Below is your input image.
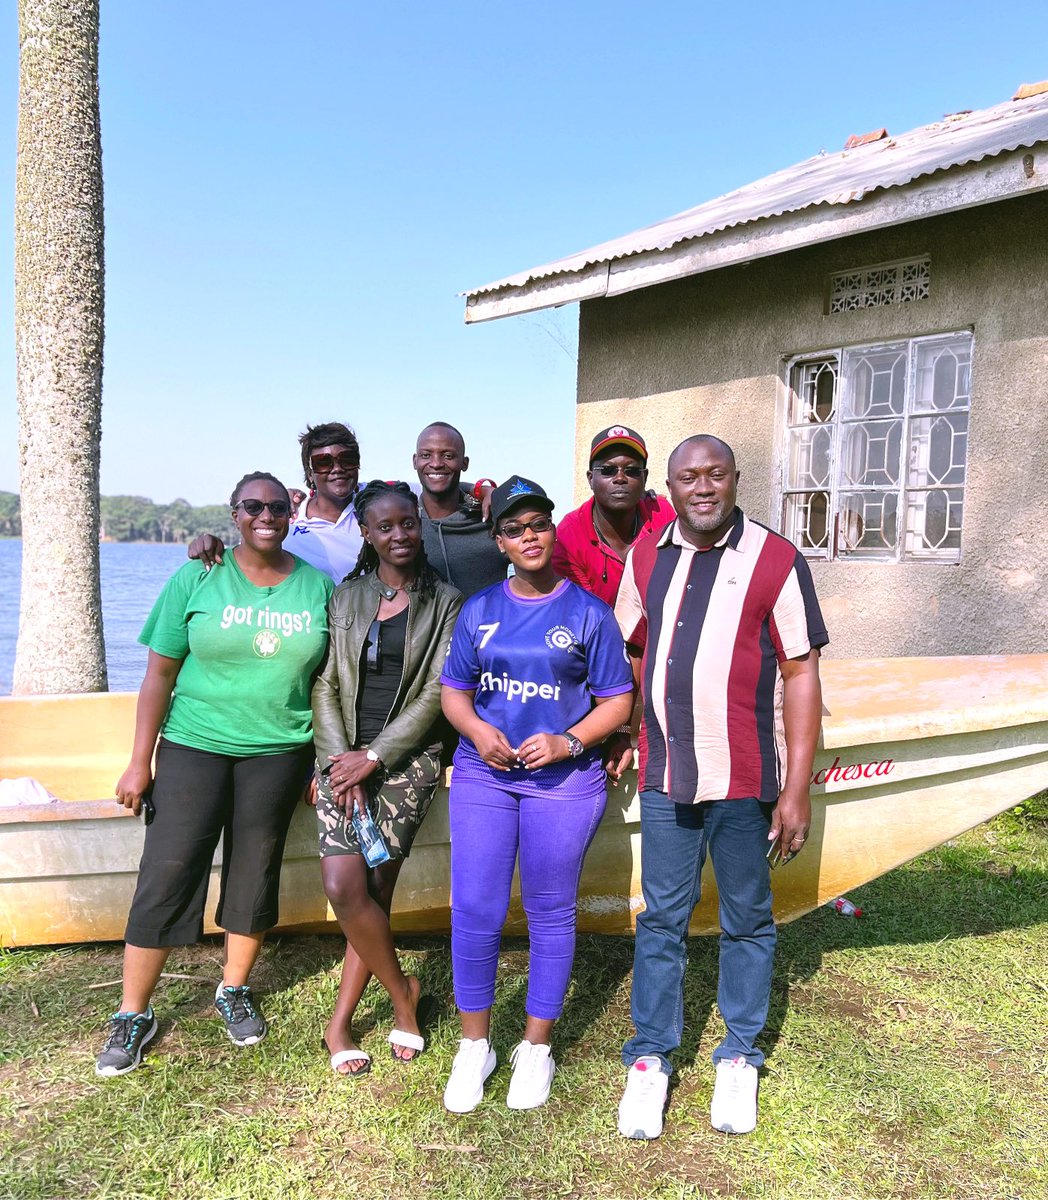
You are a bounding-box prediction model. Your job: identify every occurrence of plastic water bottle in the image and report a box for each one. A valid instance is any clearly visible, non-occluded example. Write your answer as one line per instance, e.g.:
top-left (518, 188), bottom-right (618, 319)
top-left (831, 896), bottom-right (862, 918)
top-left (351, 807), bottom-right (390, 866)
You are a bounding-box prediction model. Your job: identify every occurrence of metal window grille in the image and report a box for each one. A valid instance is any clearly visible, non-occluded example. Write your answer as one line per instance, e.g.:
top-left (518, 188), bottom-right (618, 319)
top-left (781, 331), bottom-right (972, 563)
top-left (828, 257), bottom-right (930, 314)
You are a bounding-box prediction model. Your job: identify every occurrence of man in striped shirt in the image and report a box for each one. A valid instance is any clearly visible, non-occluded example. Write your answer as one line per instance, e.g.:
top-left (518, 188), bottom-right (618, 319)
top-left (612, 435), bottom-right (828, 1141)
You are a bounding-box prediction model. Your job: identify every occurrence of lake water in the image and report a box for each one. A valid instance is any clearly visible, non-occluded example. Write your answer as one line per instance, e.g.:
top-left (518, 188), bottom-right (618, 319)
top-left (0, 540), bottom-right (189, 695)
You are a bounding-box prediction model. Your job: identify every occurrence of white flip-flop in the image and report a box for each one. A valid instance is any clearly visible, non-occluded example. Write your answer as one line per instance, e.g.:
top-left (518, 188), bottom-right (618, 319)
top-left (329, 1047), bottom-right (371, 1076)
top-left (388, 1028), bottom-right (425, 1061)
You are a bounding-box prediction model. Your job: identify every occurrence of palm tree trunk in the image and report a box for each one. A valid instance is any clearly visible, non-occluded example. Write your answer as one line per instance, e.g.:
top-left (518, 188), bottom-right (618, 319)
top-left (14, 0), bottom-right (107, 694)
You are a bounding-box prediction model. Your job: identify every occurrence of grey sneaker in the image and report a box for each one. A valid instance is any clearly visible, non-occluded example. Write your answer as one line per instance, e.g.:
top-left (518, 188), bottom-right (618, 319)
top-left (95, 1008), bottom-right (158, 1077)
top-left (214, 984), bottom-right (268, 1046)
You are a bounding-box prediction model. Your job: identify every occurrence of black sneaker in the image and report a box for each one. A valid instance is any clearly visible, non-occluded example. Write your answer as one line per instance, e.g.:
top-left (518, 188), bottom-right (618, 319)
top-left (214, 984), bottom-right (268, 1046)
top-left (95, 1008), bottom-right (158, 1077)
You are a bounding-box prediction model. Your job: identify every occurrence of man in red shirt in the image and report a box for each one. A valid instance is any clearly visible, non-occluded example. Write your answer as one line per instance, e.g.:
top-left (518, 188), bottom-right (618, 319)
top-left (552, 426), bottom-right (675, 607)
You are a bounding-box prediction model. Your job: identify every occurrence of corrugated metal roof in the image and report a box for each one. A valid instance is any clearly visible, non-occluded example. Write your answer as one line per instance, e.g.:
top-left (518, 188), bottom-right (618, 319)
top-left (466, 91), bottom-right (1048, 300)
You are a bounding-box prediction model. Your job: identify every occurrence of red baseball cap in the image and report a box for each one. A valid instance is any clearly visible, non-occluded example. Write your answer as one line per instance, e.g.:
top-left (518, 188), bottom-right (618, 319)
top-left (589, 425), bottom-right (647, 464)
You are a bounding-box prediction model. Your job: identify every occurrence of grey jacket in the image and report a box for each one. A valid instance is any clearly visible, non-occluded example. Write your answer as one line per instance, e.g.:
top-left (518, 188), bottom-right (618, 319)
top-left (311, 572), bottom-right (463, 773)
top-left (421, 488), bottom-right (507, 599)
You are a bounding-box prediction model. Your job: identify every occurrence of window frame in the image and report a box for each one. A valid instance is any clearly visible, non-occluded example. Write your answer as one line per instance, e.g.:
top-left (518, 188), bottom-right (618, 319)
top-left (778, 330), bottom-right (974, 564)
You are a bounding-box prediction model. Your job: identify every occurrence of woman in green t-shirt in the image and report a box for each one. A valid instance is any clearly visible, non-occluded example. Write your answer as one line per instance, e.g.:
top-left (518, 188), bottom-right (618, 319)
top-left (311, 481), bottom-right (463, 1076)
top-left (95, 472), bottom-right (334, 1079)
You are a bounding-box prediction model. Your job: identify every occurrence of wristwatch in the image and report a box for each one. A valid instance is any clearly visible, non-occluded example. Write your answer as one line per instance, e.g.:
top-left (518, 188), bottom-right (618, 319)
top-left (562, 732), bottom-right (584, 758)
top-left (365, 749), bottom-right (381, 764)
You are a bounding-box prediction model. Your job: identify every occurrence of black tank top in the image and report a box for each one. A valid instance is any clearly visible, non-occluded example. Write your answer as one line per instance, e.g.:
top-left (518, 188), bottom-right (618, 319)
top-left (356, 607), bottom-right (408, 745)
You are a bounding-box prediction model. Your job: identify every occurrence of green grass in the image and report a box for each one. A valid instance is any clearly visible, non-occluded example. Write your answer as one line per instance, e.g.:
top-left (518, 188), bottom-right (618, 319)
top-left (2, 802), bottom-right (1046, 1200)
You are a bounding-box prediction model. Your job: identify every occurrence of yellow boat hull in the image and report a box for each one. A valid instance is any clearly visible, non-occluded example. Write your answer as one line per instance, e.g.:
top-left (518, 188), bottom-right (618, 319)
top-left (2, 655), bottom-right (1046, 947)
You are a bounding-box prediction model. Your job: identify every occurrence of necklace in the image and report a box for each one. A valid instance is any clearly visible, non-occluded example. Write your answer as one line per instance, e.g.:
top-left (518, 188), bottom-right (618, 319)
top-left (377, 576), bottom-right (413, 600)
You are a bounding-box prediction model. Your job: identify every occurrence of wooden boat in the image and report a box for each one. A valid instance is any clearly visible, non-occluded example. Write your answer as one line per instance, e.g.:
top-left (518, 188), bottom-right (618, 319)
top-left (1, 654), bottom-right (1046, 947)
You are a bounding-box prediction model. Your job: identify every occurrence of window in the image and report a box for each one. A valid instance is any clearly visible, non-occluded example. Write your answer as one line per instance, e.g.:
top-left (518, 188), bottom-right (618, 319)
top-left (827, 256), bottom-right (930, 314)
top-left (781, 332), bottom-right (972, 562)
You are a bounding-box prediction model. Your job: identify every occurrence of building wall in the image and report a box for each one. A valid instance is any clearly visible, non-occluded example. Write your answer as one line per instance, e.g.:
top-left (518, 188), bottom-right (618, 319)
top-left (573, 192), bottom-right (1048, 657)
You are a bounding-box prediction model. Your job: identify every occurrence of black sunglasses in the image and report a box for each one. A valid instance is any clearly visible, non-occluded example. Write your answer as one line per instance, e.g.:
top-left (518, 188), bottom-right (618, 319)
top-left (593, 464), bottom-right (646, 478)
top-left (498, 516), bottom-right (554, 539)
top-left (235, 499), bottom-right (292, 518)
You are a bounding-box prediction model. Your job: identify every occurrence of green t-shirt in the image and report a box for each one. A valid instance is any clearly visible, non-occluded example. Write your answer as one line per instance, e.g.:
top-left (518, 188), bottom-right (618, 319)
top-left (140, 554), bottom-right (335, 756)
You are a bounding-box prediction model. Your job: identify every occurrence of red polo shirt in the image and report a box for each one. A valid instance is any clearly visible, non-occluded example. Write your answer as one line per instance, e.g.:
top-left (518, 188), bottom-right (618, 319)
top-left (552, 493), bottom-right (675, 607)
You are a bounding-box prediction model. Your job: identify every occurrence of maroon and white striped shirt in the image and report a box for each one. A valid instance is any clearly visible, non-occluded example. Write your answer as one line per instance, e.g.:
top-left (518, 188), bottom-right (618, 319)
top-left (614, 509), bottom-right (828, 805)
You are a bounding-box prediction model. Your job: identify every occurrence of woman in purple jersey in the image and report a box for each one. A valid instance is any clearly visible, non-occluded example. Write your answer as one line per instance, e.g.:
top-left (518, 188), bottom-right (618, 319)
top-left (439, 475), bottom-right (633, 1113)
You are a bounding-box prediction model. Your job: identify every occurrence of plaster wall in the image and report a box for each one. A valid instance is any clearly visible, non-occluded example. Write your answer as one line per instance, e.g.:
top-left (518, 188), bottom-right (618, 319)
top-left (573, 193), bottom-right (1048, 657)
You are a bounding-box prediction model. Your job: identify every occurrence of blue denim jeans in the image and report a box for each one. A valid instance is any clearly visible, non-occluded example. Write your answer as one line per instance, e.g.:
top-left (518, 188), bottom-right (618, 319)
top-left (622, 790), bottom-right (776, 1073)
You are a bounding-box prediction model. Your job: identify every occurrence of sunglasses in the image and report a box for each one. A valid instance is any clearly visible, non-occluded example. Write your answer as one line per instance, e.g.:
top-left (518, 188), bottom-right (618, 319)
top-left (235, 499), bottom-right (292, 518)
top-left (593, 464), bottom-right (646, 478)
top-left (310, 452), bottom-right (360, 474)
top-left (498, 516), bottom-right (554, 539)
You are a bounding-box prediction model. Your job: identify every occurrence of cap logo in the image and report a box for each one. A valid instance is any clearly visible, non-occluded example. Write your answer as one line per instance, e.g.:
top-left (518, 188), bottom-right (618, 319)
top-left (507, 479), bottom-right (534, 498)
top-left (606, 426), bottom-right (629, 438)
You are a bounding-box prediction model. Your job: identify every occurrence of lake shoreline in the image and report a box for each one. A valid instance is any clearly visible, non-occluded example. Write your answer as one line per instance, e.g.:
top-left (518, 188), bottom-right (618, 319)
top-left (0, 540), bottom-right (189, 695)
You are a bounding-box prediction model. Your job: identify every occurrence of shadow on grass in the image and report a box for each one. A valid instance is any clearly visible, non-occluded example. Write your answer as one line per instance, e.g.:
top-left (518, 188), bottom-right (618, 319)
top-left (669, 837), bottom-right (1048, 1069)
top-left (45, 824), bottom-right (1045, 1074)
top-left (241, 836), bottom-right (1048, 1069)
top-left (372, 933), bottom-right (635, 1058)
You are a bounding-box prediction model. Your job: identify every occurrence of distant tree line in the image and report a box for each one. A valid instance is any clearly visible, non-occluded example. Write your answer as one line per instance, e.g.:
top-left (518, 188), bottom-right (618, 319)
top-left (0, 490), bottom-right (237, 544)
top-left (0, 491), bottom-right (19, 538)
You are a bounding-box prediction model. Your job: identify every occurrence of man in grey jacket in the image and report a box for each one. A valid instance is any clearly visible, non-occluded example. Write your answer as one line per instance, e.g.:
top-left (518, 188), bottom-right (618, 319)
top-left (413, 422), bottom-right (506, 599)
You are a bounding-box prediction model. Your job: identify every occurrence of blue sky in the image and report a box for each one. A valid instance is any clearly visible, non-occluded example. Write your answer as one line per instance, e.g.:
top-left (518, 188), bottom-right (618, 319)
top-left (1, 1), bottom-right (1046, 512)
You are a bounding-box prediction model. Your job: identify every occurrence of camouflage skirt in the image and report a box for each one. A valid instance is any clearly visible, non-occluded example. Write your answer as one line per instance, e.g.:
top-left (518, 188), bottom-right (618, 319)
top-left (315, 744), bottom-right (443, 860)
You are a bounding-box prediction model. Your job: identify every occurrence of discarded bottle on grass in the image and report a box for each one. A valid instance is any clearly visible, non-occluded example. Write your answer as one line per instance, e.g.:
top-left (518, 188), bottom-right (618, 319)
top-left (352, 807), bottom-right (390, 866)
top-left (831, 896), bottom-right (862, 918)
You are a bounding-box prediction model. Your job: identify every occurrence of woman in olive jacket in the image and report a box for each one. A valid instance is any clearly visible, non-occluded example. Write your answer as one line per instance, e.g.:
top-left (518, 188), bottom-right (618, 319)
top-left (311, 481), bottom-right (463, 1076)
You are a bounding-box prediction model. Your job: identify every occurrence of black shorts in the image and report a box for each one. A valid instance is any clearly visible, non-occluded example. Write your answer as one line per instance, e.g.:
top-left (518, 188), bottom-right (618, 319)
top-left (124, 738), bottom-right (313, 948)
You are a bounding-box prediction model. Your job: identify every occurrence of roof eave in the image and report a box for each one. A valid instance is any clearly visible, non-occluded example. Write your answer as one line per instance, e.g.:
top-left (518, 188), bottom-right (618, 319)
top-left (463, 148), bottom-right (1047, 324)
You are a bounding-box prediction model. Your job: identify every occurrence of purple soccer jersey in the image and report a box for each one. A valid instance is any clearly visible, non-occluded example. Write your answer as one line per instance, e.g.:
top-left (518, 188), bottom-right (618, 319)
top-left (442, 579), bottom-right (633, 796)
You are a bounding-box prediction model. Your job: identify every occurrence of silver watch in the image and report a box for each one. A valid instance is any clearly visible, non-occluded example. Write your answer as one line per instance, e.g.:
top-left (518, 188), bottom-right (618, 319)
top-left (562, 732), bottom-right (584, 758)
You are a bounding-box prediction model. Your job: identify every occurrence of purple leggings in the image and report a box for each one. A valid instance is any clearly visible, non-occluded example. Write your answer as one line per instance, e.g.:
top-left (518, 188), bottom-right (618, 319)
top-left (449, 774), bottom-right (607, 1020)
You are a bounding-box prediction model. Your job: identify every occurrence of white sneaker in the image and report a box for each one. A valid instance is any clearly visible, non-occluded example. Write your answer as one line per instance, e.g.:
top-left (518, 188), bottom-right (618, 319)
top-left (443, 1037), bottom-right (497, 1113)
top-left (617, 1056), bottom-right (669, 1139)
top-left (506, 1040), bottom-right (555, 1110)
top-left (710, 1056), bottom-right (758, 1134)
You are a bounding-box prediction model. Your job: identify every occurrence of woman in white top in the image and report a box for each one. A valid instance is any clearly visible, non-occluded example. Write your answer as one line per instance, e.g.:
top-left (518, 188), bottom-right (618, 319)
top-left (188, 422), bottom-right (363, 583)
